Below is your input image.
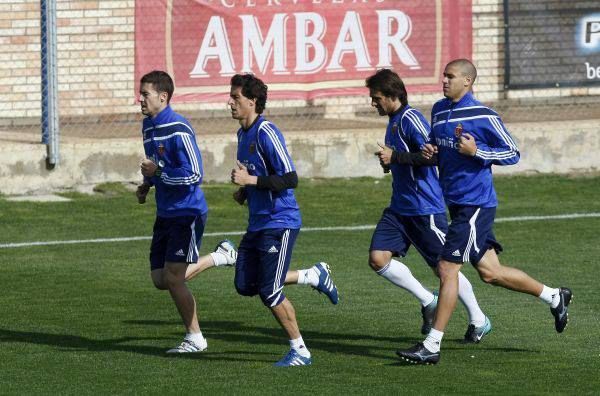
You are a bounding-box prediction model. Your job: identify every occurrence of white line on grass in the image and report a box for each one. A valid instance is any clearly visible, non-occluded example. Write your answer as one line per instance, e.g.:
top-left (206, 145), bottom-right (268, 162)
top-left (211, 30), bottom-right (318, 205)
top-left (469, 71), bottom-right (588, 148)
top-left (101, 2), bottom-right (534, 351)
top-left (1, 212), bottom-right (600, 249)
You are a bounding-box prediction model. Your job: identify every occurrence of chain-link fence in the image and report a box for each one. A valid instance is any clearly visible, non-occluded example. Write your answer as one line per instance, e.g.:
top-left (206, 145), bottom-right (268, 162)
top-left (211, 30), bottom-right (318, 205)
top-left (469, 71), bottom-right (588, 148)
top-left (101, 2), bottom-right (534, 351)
top-left (1, 0), bottom-right (600, 154)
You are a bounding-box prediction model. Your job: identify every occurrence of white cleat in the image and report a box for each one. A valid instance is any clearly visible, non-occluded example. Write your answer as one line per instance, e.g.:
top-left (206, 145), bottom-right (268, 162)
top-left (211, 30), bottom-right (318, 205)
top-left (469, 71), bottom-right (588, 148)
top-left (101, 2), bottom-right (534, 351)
top-left (166, 338), bottom-right (207, 354)
top-left (213, 239), bottom-right (238, 266)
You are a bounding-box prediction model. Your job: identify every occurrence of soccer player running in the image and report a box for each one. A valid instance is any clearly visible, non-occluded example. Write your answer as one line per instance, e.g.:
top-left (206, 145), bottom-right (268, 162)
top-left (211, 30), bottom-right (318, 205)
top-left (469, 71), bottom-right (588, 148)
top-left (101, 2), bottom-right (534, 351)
top-left (228, 73), bottom-right (337, 367)
top-left (136, 70), bottom-right (237, 354)
top-left (397, 59), bottom-right (572, 365)
top-left (366, 69), bottom-right (489, 340)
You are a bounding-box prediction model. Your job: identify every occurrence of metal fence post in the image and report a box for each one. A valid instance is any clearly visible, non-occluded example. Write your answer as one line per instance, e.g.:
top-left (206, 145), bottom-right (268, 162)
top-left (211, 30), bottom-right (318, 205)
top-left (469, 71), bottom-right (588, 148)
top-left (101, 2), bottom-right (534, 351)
top-left (41, 0), bottom-right (59, 167)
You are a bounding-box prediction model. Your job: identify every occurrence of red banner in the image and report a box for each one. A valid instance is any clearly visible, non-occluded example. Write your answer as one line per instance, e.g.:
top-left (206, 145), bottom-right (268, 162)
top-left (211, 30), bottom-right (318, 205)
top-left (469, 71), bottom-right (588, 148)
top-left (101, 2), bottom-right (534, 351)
top-left (135, 0), bottom-right (472, 102)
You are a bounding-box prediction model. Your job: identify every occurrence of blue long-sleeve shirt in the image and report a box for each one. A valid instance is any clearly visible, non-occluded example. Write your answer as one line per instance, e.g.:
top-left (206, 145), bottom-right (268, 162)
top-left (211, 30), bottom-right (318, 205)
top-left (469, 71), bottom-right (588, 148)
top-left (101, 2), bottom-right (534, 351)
top-left (142, 105), bottom-right (208, 217)
top-left (385, 105), bottom-right (446, 216)
top-left (430, 92), bottom-right (519, 207)
top-left (236, 115), bottom-right (301, 231)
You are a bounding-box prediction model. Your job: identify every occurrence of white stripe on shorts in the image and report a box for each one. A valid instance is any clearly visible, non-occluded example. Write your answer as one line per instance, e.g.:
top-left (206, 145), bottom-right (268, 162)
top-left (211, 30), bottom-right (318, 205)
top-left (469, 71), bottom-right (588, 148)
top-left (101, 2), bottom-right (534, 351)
top-left (463, 208), bottom-right (481, 262)
top-left (269, 229), bottom-right (290, 305)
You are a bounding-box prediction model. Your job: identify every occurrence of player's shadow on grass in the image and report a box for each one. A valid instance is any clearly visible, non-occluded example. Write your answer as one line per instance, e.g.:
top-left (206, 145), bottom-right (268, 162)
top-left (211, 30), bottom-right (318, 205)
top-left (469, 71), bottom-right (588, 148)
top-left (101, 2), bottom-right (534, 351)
top-left (0, 327), bottom-right (270, 363)
top-left (125, 319), bottom-right (406, 360)
top-left (205, 322), bottom-right (539, 358)
top-left (130, 319), bottom-right (424, 361)
top-left (120, 320), bottom-right (538, 361)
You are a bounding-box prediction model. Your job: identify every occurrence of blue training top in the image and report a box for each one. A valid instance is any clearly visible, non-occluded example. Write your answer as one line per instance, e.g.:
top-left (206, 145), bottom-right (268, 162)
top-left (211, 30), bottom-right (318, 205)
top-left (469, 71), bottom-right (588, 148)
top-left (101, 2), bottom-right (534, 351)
top-left (142, 105), bottom-right (208, 217)
top-left (236, 115), bottom-right (302, 231)
top-left (430, 92), bottom-right (520, 208)
top-left (385, 105), bottom-right (446, 216)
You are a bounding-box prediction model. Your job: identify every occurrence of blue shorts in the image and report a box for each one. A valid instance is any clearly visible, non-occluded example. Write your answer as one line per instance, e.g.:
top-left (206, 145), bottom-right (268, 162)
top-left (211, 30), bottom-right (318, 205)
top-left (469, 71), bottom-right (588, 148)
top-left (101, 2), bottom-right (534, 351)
top-left (442, 205), bottom-right (502, 265)
top-left (149, 213), bottom-right (207, 271)
top-left (369, 208), bottom-right (448, 267)
top-left (234, 228), bottom-right (299, 308)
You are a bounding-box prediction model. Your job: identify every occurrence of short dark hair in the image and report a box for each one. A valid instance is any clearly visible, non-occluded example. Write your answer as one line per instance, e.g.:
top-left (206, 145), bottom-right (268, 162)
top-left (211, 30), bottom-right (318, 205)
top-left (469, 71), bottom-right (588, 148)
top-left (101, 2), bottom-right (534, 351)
top-left (140, 70), bottom-right (174, 103)
top-left (446, 59), bottom-right (478, 83)
top-left (365, 69), bottom-right (408, 106)
top-left (230, 74), bottom-right (268, 114)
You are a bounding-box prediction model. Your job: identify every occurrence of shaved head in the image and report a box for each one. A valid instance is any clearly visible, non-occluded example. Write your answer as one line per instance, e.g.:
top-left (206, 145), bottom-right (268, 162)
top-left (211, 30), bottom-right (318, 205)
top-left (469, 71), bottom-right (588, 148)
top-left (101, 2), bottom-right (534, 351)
top-left (442, 59), bottom-right (478, 101)
top-left (446, 59), bottom-right (477, 84)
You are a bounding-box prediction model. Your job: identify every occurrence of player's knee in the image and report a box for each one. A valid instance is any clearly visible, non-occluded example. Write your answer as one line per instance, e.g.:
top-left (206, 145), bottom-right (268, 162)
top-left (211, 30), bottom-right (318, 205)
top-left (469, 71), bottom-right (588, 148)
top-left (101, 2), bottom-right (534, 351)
top-left (369, 251), bottom-right (389, 271)
top-left (260, 290), bottom-right (285, 307)
top-left (164, 269), bottom-right (184, 289)
top-left (478, 267), bottom-right (499, 285)
top-left (150, 270), bottom-right (168, 290)
top-left (234, 278), bottom-right (257, 297)
top-left (152, 278), bottom-right (168, 290)
top-left (437, 261), bottom-right (456, 280)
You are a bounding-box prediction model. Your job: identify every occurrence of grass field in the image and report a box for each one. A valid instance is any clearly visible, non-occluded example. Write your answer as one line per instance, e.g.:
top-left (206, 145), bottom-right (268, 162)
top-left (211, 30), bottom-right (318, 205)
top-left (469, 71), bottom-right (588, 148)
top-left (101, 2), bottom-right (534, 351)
top-left (1, 175), bottom-right (599, 395)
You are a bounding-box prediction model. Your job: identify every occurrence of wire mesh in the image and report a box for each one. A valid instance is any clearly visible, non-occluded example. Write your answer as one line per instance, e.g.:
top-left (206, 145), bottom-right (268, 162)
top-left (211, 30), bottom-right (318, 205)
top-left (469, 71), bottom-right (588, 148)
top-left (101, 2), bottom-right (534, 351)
top-left (1, 0), bottom-right (599, 149)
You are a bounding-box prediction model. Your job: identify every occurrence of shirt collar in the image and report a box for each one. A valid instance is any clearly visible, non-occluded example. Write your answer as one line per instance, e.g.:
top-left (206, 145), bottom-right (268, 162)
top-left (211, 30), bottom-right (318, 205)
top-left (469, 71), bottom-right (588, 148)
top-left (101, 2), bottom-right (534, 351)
top-left (242, 114), bottom-right (263, 132)
top-left (150, 105), bottom-right (174, 124)
top-left (451, 91), bottom-right (475, 107)
top-left (389, 104), bottom-right (409, 119)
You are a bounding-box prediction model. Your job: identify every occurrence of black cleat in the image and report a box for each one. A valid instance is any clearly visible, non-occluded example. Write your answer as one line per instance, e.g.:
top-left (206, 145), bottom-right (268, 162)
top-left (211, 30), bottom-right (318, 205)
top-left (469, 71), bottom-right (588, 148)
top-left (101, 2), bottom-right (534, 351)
top-left (550, 287), bottom-right (572, 333)
top-left (462, 316), bottom-right (492, 344)
top-left (396, 342), bottom-right (440, 365)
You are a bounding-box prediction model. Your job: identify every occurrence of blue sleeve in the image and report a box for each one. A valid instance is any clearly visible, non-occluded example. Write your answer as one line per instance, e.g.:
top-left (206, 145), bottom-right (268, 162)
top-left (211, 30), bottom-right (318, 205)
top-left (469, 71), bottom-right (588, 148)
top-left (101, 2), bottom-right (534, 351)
top-left (257, 123), bottom-right (295, 175)
top-left (428, 106), bottom-right (438, 145)
top-left (141, 123), bottom-right (154, 186)
top-left (474, 116), bottom-right (520, 167)
top-left (160, 132), bottom-right (203, 186)
top-left (402, 109), bottom-right (431, 151)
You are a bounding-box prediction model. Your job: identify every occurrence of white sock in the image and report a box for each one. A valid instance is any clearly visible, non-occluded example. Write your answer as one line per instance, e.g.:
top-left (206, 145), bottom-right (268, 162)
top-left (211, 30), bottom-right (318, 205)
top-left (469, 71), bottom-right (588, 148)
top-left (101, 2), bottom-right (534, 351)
top-left (210, 252), bottom-right (229, 267)
top-left (290, 336), bottom-right (311, 358)
top-left (377, 259), bottom-right (435, 306)
top-left (186, 331), bottom-right (205, 345)
top-left (539, 285), bottom-right (560, 308)
top-left (458, 272), bottom-right (486, 326)
top-left (423, 328), bottom-right (443, 353)
top-left (297, 268), bottom-right (319, 287)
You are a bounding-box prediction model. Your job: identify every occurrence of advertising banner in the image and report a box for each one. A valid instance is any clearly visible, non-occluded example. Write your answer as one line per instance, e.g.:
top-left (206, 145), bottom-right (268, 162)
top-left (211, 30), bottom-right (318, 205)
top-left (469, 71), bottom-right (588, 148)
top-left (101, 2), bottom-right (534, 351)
top-left (136, 0), bottom-right (472, 102)
top-left (505, 1), bottom-right (600, 88)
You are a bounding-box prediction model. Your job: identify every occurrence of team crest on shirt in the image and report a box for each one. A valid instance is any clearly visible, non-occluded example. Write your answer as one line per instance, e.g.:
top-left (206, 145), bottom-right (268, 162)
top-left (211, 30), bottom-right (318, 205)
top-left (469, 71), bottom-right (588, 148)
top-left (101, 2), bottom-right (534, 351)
top-left (454, 123), bottom-right (463, 138)
top-left (158, 143), bottom-right (165, 156)
top-left (249, 142), bottom-right (256, 154)
top-left (392, 122), bottom-right (399, 135)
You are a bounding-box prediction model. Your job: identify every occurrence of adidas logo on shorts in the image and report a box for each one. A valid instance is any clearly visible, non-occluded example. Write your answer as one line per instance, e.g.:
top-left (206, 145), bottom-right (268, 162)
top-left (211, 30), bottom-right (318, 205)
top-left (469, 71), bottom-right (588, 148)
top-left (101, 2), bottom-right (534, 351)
top-left (268, 246), bottom-right (279, 253)
top-left (175, 249), bottom-right (185, 256)
top-left (452, 249), bottom-right (461, 257)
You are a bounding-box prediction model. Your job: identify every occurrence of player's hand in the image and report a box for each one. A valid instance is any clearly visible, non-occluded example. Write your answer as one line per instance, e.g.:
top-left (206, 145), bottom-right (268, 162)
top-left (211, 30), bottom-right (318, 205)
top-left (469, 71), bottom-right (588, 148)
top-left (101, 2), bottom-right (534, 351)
top-left (140, 158), bottom-right (158, 177)
top-left (421, 144), bottom-right (438, 159)
top-left (374, 142), bottom-right (393, 166)
top-left (136, 182), bottom-right (150, 204)
top-left (233, 187), bottom-right (247, 205)
top-left (457, 133), bottom-right (477, 157)
top-left (231, 160), bottom-right (257, 186)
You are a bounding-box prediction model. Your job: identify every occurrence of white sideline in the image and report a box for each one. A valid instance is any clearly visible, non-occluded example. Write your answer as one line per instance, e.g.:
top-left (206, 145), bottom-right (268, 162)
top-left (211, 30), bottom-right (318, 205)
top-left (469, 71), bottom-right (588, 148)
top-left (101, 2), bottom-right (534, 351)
top-left (1, 212), bottom-right (600, 249)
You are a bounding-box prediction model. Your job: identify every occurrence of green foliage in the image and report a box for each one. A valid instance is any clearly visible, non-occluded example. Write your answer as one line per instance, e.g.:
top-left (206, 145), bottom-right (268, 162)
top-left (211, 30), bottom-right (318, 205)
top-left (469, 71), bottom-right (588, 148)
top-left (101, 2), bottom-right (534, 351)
top-left (0, 175), bottom-right (599, 394)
